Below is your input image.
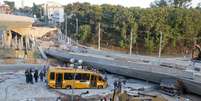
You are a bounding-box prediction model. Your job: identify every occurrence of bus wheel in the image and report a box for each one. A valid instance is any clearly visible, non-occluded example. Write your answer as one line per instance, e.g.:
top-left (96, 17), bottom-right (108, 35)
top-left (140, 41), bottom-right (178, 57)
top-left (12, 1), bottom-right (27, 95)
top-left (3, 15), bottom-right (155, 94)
top-left (98, 85), bottom-right (103, 89)
top-left (66, 85), bottom-right (72, 89)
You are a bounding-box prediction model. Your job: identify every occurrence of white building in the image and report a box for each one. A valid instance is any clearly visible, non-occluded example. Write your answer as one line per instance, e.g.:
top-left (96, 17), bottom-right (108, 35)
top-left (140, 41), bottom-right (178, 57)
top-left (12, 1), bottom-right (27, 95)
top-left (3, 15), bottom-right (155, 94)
top-left (43, 1), bottom-right (64, 24)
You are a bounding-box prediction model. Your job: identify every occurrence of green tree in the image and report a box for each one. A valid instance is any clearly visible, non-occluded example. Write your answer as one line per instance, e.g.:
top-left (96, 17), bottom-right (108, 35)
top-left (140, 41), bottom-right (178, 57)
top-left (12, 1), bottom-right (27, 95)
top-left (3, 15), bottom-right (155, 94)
top-left (145, 32), bottom-right (155, 53)
top-left (171, 0), bottom-right (192, 8)
top-left (79, 25), bottom-right (91, 42)
top-left (61, 2), bottom-right (201, 55)
top-left (151, 0), bottom-right (192, 8)
top-left (150, 0), bottom-right (169, 7)
top-left (196, 2), bottom-right (201, 9)
top-left (32, 3), bottom-right (42, 18)
top-left (4, 1), bottom-right (15, 11)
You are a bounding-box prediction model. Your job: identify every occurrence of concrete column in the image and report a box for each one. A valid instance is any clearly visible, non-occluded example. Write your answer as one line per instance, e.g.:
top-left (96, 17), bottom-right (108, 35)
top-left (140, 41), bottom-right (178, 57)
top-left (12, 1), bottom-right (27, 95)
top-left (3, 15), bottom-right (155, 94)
top-left (11, 38), bottom-right (14, 49)
top-left (30, 36), bottom-right (35, 50)
top-left (69, 38), bottom-right (71, 45)
top-left (1, 34), bottom-right (4, 48)
top-left (25, 35), bottom-right (30, 50)
top-left (32, 37), bottom-right (36, 49)
top-left (25, 36), bottom-right (28, 50)
top-left (14, 36), bottom-right (18, 49)
top-left (67, 37), bottom-right (69, 44)
top-left (17, 36), bottom-right (21, 50)
top-left (5, 30), bottom-right (12, 49)
top-left (20, 36), bottom-right (24, 50)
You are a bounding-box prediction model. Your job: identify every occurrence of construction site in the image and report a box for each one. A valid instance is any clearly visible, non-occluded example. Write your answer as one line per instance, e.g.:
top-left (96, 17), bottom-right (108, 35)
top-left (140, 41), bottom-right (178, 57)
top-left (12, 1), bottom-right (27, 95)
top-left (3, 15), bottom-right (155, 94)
top-left (1, 0), bottom-right (201, 100)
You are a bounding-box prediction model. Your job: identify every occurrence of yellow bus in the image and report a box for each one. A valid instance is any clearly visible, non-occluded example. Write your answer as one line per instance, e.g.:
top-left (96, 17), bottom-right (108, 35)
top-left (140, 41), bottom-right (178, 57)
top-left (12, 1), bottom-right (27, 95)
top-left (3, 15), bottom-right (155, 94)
top-left (47, 67), bottom-right (108, 89)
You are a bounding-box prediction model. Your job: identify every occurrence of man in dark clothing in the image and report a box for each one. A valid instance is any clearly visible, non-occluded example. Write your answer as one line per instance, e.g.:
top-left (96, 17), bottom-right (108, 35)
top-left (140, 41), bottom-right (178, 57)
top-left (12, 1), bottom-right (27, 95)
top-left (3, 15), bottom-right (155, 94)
top-left (113, 80), bottom-right (118, 89)
top-left (40, 71), bottom-right (44, 82)
top-left (34, 69), bottom-right (39, 83)
top-left (25, 69), bottom-right (29, 83)
top-left (29, 72), bottom-right (34, 84)
top-left (117, 80), bottom-right (122, 93)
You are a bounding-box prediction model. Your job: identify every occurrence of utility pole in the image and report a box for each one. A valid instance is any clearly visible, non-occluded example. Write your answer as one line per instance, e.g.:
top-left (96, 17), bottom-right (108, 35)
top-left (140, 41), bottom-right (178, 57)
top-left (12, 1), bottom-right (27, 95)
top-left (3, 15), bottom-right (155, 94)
top-left (98, 22), bottom-right (101, 50)
top-left (45, 4), bottom-right (48, 25)
top-left (65, 14), bottom-right (68, 36)
top-left (159, 31), bottom-right (163, 58)
top-left (76, 18), bottom-right (78, 39)
top-left (129, 31), bottom-right (133, 55)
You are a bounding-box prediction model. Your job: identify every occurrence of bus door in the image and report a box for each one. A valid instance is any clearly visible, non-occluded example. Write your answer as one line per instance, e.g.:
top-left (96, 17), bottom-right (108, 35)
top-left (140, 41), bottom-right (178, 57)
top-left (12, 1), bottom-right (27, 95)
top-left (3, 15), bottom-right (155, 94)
top-left (90, 75), bottom-right (97, 88)
top-left (56, 73), bottom-right (63, 88)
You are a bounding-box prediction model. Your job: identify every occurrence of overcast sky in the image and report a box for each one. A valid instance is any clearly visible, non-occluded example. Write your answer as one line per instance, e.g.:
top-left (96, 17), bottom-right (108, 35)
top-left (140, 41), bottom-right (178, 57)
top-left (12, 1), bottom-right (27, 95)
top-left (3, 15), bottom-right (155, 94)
top-left (1, 0), bottom-right (201, 8)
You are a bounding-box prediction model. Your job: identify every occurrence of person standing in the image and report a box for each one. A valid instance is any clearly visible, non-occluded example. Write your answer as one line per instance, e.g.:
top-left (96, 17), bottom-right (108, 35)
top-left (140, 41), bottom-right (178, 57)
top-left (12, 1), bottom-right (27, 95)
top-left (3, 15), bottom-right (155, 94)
top-left (113, 80), bottom-right (117, 89)
top-left (29, 68), bottom-right (33, 84)
top-left (40, 71), bottom-right (44, 82)
top-left (34, 69), bottom-right (39, 83)
top-left (27, 69), bottom-right (31, 84)
top-left (25, 69), bottom-right (29, 83)
top-left (28, 70), bottom-right (34, 84)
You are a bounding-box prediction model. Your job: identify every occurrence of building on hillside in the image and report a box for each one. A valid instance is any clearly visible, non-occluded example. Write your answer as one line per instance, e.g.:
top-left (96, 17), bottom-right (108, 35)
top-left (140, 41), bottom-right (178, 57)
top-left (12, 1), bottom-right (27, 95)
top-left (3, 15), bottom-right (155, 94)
top-left (0, 4), bottom-right (11, 14)
top-left (42, 1), bottom-right (64, 25)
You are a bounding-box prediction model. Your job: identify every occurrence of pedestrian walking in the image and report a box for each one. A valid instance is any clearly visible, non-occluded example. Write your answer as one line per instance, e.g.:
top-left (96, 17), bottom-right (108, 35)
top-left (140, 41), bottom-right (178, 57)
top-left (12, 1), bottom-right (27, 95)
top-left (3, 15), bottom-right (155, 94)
top-left (40, 71), bottom-right (44, 82)
top-left (34, 69), bottom-right (39, 83)
top-left (25, 69), bottom-right (29, 83)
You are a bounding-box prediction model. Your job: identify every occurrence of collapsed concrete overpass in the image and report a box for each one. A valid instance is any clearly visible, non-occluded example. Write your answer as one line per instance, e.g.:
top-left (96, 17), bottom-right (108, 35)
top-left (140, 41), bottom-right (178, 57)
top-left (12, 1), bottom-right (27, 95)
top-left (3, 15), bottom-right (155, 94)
top-left (0, 14), bottom-right (58, 49)
top-left (0, 14), bottom-right (34, 30)
top-left (45, 48), bottom-right (201, 96)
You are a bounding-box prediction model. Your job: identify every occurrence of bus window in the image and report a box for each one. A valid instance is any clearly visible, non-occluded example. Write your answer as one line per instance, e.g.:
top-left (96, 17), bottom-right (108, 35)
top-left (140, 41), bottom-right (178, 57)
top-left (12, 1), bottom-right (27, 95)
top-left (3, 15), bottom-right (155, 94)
top-left (81, 74), bottom-right (90, 80)
top-left (64, 73), bottom-right (74, 80)
top-left (75, 73), bottom-right (81, 80)
top-left (75, 73), bottom-right (90, 81)
top-left (50, 72), bottom-right (55, 80)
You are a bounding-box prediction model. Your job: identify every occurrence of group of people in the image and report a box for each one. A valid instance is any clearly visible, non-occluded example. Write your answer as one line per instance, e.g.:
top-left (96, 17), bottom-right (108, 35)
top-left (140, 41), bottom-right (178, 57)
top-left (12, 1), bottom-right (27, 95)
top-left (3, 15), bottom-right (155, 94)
top-left (24, 67), bottom-right (47, 84)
